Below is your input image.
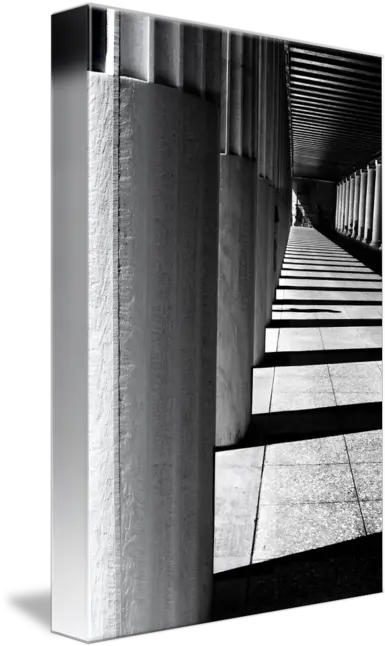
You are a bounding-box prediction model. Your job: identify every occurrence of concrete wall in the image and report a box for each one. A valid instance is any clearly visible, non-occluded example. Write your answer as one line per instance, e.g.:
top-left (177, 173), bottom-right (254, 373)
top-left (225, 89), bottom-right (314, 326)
top-left (216, 155), bottom-right (255, 446)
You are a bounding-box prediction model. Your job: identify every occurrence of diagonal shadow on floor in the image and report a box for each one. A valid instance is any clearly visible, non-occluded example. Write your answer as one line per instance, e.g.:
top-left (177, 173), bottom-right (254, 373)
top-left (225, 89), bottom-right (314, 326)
top-left (236, 402), bottom-right (383, 448)
top-left (212, 533), bottom-right (382, 621)
top-left (260, 347), bottom-right (382, 368)
top-left (276, 299), bottom-right (382, 306)
top-left (268, 318), bottom-right (382, 328)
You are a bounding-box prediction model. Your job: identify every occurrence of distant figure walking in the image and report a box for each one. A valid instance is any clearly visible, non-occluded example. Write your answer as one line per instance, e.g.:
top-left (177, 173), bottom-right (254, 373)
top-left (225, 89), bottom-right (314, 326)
top-left (294, 204), bottom-right (303, 226)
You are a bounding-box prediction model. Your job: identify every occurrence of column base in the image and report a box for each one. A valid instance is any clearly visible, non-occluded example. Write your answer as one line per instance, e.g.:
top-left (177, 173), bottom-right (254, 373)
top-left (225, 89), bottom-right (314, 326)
top-left (370, 240), bottom-right (381, 249)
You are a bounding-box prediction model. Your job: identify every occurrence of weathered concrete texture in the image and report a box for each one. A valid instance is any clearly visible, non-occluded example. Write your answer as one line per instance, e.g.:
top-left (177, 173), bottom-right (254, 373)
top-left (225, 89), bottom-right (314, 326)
top-left (253, 178), bottom-right (268, 363)
top-left (264, 183), bottom-right (275, 323)
top-left (119, 78), bottom-right (219, 636)
top-left (88, 72), bottom-right (121, 641)
top-left (216, 155), bottom-right (255, 446)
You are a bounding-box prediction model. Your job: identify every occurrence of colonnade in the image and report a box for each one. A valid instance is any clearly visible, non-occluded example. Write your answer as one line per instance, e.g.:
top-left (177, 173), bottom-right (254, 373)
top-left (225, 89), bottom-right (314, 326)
top-left (335, 159), bottom-right (382, 248)
top-left (52, 6), bottom-right (292, 643)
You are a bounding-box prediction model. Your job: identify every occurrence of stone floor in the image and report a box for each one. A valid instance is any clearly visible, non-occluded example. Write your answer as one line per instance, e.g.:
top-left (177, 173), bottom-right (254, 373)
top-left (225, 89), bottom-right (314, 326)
top-left (214, 228), bottom-right (382, 596)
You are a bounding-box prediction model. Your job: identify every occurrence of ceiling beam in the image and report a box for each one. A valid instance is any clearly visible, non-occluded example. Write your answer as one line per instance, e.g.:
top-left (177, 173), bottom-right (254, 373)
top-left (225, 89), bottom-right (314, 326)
top-left (291, 119), bottom-right (380, 141)
top-left (290, 88), bottom-right (381, 108)
top-left (290, 92), bottom-right (382, 118)
top-left (289, 56), bottom-right (381, 78)
top-left (289, 46), bottom-right (381, 69)
top-left (290, 80), bottom-right (381, 102)
top-left (291, 105), bottom-right (381, 126)
top-left (290, 67), bottom-right (381, 92)
top-left (291, 122), bottom-right (379, 141)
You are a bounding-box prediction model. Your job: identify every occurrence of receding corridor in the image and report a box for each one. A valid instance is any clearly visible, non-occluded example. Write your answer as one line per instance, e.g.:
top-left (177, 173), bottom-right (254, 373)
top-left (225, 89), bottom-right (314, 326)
top-left (213, 226), bottom-right (382, 617)
top-left (52, 10), bottom-right (383, 637)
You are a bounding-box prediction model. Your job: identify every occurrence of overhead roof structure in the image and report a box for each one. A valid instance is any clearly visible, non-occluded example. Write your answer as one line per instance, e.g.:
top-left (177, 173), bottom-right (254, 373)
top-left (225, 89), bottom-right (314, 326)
top-left (286, 42), bottom-right (382, 181)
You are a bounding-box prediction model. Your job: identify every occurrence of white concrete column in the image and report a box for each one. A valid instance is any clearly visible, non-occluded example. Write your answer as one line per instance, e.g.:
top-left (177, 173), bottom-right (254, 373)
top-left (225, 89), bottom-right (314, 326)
top-left (343, 177), bottom-right (351, 234)
top-left (339, 180), bottom-right (346, 233)
top-left (335, 183), bottom-right (341, 230)
top-left (258, 38), bottom-right (268, 176)
top-left (220, 31), bottom-right (230, 154)
top-left (252, 36), bottom-right (260, 161)
top-left (352, 172), bottom-right (361, 238)
top-left (242, 35), bottom-right (253, 158)
top-left (229, 33), bottom-right (243, 156)
top-left (347, 175), bottom-right (355, 236)
top-left (371, 160), bottom-right (382, 248)
top-left (265, 39), bottom-right (275, 181)
top-left (53, 8), bottom-right (220, 642)
top-left (363, 165), bottom-right (376, 244)
top-left (357, 168), bottom-right (368, 241)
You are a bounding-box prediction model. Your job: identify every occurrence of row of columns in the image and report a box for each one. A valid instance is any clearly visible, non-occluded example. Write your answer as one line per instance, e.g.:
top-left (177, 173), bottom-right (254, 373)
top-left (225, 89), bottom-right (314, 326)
top-left (335, 159), bottom-right (382, 248)
top-left (52, 6), bottom-right (293, 643)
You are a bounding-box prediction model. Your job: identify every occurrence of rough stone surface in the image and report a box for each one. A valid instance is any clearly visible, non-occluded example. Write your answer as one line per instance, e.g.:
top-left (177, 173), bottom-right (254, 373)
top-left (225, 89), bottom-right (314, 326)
top-left (118, 78), bottom-right (219, 635)
top-left (88, 72), bottom-right (121, 641)
top-left (216, 155), bottom-right (255, 446)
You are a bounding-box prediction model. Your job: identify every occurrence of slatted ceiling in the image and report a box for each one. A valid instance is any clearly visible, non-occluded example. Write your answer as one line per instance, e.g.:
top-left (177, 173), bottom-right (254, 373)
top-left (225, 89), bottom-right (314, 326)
top-left (287, 42), bottom-right (382, 181)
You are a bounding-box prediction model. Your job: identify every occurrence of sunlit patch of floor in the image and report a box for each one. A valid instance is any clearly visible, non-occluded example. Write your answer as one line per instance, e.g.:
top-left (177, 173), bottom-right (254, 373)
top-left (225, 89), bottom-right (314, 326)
top-left (214, 431), bottom-right (382, 573)
top-left (214, 227), bottom-right (382, 575)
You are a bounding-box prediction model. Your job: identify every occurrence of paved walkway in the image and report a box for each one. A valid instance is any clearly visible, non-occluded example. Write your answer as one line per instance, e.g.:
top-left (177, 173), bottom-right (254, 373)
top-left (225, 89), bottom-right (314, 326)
top-left (213, 227), bottom-right (382, 610)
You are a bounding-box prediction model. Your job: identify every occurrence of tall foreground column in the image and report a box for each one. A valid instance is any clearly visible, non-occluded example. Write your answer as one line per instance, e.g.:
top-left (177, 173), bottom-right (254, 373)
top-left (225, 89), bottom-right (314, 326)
top-left (217, 31), bottom-right (255, 447)
top-left (363, 164), bottom-right (376, 244)
top-left (371, 160), bottom-right (382, 248)
top-left (52, 7), bottom-right (219, 642)
top-left (357, 168), bottom-right (368, 241)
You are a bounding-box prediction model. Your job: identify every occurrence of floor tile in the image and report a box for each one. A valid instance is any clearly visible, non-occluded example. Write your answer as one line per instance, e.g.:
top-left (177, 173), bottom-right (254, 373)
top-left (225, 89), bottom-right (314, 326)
top-left (265, 329), bottom-right (279, 352)
top-left (273, 364), bottom-right (332, 393)
top-left (351, 463), bottom-right (382, 501)
top-left (329, 361), bottom-right (382, 393)
top-left (320, 327), bottom-right (368, 350)
top-left (265, 436), bottom-right (348, 465)
top-left (270, 391), bottom-right (336, 412)
top-left (335, 391), bottom-right (382, 406)
top-left (252, 367), bottom-right (274, 414)
top-left (362, 292), bottom-right (382, 302)
top-left (215, 448), bottom-right (263, 571)
top-left (252, 502), bottom-right (365, 561)
top-left (344, 306), bottom-right (382, 319)
top-left (357, 327), bottom-right (383, 348)
top-left (259, 464), bottom-right (357, 505)
top-left (278, 328), bottom-right (323, 351)
top-left (345, 430), bottom-right (382, 464)
top-left (361, 500), bottom-right (383, 534)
